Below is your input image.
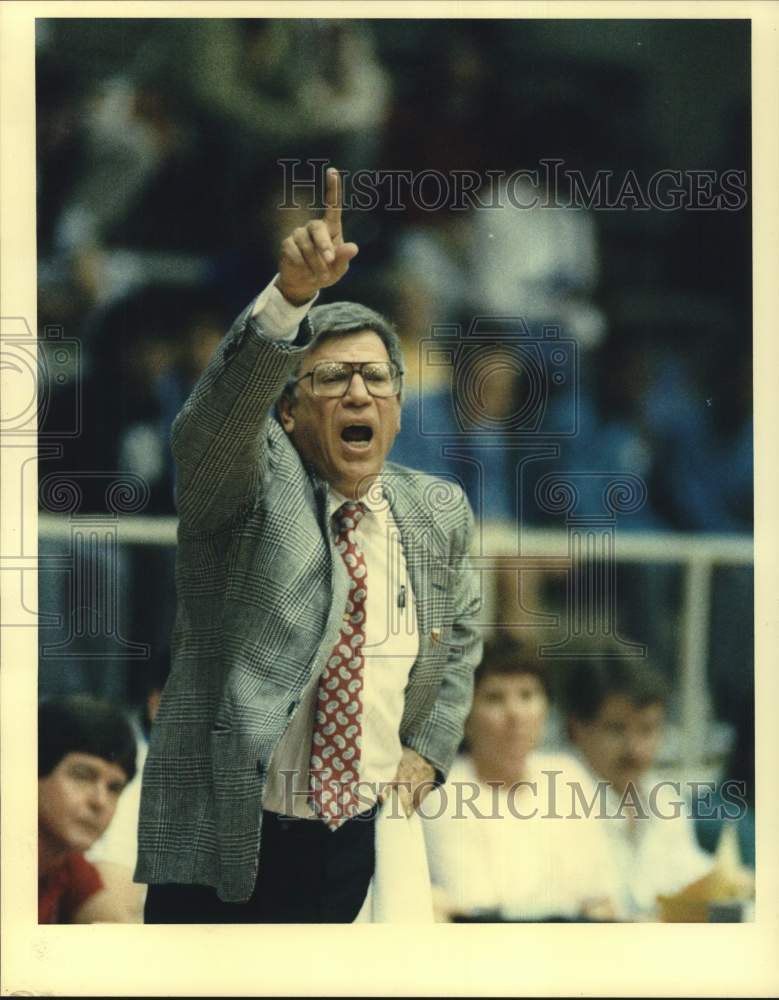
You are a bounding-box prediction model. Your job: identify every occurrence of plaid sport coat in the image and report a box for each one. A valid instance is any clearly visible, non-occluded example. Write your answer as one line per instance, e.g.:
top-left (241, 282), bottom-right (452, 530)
top-left (134, 302), bottom-right (483, 902)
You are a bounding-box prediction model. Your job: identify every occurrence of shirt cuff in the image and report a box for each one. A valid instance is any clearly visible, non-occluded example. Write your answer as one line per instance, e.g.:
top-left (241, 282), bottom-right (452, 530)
top-left (250, 275), bottom-right (319, 341)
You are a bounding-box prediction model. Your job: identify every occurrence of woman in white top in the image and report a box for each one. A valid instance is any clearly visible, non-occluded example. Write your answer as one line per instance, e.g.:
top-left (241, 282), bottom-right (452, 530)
top-left (421, 635), bottom-right (617, 921)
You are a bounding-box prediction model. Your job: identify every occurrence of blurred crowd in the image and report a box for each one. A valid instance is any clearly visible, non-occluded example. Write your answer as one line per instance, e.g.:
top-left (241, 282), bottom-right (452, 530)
top-left (35, 18), bottom-right (754, 915)
top-left (39, 638), bottom-right (754, 924)
top-left (37, 18), bottom-right (751, 531)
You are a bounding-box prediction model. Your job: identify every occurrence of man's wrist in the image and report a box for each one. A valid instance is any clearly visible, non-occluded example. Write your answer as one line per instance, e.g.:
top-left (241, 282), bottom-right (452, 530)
top-left (250, 276), bottom-right (319, 341)
top-left (274, 276), bottom-right (318, 308)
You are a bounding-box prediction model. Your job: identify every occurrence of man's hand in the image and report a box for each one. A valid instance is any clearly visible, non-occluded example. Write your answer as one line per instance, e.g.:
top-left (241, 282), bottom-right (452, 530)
top-left (382, 747), bottom-right (437, 817)
top-left (275, 167), bottom-right (359, 306)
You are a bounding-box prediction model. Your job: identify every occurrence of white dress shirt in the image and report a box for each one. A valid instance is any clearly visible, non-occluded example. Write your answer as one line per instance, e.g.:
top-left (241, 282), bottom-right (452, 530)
top-left (250, 278), bottom-right (420, 818)
top-left (422, 753), bottom-right (618, 920)
top-left (572, 756), bottom-right (714, 919)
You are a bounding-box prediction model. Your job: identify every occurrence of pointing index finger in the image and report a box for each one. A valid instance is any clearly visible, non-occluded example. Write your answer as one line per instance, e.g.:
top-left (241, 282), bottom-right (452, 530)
top-left (323, 167), bottom-right (342, 231)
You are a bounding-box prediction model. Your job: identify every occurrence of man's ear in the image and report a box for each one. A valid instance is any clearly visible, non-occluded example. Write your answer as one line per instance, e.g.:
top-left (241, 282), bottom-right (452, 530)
top-left (278, 393), bottom-right (296, 434)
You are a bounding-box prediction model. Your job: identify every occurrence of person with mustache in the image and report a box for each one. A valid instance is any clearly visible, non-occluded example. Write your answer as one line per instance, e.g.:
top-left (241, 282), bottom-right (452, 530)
top-left (137, 167), bottom-right (482, 923)
top-left (564, 655), bottom-right (714, 919)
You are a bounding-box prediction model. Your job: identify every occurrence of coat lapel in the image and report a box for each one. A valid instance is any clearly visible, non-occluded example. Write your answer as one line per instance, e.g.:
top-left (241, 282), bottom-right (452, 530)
top-left (383, 470), bottom-right (442, 637)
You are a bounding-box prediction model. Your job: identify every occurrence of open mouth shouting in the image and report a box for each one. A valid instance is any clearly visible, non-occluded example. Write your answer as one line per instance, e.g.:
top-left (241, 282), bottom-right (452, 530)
top-left (276, 329), bottom-right (403, 497)
top-left (340, 423), bottom-right (374, 451)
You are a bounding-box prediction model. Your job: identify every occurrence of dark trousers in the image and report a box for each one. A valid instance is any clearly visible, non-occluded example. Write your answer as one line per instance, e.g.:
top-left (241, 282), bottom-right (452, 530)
top-left (144, 806), bottom-right (377, 924)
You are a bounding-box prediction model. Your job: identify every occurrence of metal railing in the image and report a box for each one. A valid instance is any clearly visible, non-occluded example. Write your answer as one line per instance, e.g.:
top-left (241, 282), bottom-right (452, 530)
top-left (37, 513), bottom-right (753, 768)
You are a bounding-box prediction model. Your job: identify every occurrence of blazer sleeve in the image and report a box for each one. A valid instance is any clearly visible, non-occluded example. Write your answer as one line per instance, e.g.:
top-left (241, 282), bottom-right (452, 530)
top-left (402, 494), bottom-right (483, 780)
top-left (170, 301), bottom-right (314, 532)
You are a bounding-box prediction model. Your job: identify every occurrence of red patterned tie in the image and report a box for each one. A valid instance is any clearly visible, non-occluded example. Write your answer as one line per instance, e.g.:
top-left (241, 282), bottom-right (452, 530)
top-left (309, 501), bottom-right (368, 830)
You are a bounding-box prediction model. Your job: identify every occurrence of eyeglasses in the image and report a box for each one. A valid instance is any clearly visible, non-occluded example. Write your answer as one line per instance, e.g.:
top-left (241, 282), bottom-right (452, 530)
top-left (293, 361), bottom-right (403, 398)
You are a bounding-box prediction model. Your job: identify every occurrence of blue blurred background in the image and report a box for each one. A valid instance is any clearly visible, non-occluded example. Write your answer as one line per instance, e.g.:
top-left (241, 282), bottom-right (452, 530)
top-left (36, 18), bottom-right (752, 780)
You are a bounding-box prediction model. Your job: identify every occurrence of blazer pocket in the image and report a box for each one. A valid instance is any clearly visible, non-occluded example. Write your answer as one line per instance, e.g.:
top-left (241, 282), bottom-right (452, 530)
top-left (429, 561), bottom-right (456, 592)
top-left (420, 563), bottom-right (456, 627)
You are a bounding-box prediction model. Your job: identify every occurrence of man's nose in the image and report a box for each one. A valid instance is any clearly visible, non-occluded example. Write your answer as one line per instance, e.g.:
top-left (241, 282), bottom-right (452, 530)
top-left (344, 371), bottom-right (371, 404)
top-left (621, 739), bottom-right (649, 769)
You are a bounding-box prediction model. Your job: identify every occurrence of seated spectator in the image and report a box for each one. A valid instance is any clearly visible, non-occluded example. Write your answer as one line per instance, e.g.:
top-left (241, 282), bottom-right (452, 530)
top-left (421, 636), bottom-right (617, 921)
top-left (563, 656), bottom-right (713, 920)
top-left (38, 695), bottom-right (141, 923)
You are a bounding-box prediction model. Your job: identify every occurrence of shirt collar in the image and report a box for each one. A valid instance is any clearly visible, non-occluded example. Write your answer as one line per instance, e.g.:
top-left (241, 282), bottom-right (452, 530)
top-left (327, 477), bottom-right (385, 521)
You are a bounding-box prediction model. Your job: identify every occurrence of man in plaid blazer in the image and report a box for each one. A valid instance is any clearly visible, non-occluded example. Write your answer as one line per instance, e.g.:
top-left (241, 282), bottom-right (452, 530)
top-left (137, 169), bottom-right (482, 922)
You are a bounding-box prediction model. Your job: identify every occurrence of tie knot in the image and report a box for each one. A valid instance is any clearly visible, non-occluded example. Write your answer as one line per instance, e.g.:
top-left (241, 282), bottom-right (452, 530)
top-left (334, 501), bottom-right (366, 536)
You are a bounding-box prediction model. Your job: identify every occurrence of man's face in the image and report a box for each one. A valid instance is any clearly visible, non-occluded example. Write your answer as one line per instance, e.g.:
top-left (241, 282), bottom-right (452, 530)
top-left (38, 752), bottom-right (128, 856)
top-left (278, 330), bottom-right (401, 499)
top-left (570, 695), bottom-right (665, 794)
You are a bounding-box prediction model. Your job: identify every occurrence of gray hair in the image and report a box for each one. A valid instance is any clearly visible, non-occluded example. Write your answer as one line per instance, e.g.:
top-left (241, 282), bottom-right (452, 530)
top-left (281, 301), bottom-right (404, 401)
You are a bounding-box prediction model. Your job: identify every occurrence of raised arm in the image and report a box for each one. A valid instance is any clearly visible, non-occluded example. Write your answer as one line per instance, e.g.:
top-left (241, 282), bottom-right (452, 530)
top-left (171, 168), bottom-right (358, 532)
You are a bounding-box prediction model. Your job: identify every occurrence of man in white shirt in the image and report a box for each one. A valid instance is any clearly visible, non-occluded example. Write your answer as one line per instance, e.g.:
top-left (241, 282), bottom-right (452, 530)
top-left (137, 168), bottom-right (482, 921)
top-left (564, 655), bottom-right (713, 919)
